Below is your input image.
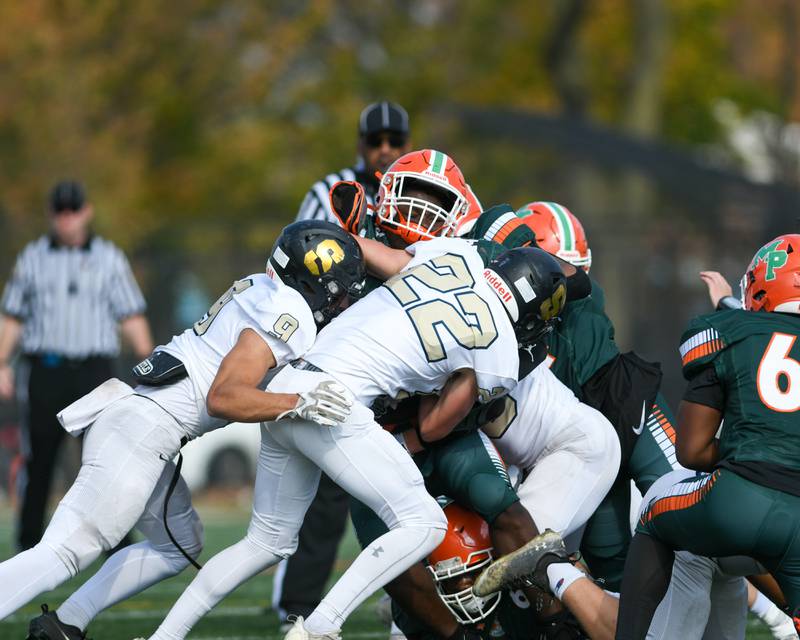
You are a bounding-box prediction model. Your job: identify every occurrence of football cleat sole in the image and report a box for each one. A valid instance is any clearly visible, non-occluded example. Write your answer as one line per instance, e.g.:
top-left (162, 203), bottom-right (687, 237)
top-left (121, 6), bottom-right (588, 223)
top-left (472, 529), bottom-right (567, 597)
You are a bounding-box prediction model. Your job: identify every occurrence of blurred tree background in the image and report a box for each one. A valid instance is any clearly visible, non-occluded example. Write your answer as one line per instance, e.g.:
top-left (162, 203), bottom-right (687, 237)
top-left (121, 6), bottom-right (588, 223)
top-left (0, 0), bottom-right (798, 401)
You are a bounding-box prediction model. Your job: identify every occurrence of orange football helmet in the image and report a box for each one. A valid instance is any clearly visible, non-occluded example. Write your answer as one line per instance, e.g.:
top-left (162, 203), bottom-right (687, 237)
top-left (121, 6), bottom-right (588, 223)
top-left (375, 149), bottom-right (469, 245)
top-left (454, 184), bottom-right (484, 237)
top-left (743, 234), bottom-right (800, 314)
top-left (516, 201), bottom-right (592, 271)
top-left (427, 502), bottom-right (501, 624)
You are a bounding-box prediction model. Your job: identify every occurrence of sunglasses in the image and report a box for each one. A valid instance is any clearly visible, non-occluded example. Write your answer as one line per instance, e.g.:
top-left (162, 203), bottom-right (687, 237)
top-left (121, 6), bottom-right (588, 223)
top-left (364, 132), bottom-right (407, 149)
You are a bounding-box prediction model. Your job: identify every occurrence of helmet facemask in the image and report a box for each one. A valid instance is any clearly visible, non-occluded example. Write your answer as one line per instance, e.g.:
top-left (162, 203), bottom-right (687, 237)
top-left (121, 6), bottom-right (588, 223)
top-left (378, 174), bottom-right (468, 245)
top-left (428, 550), bottom-right (501, 624)
top-left (314, 273), bottom-right (365, 326)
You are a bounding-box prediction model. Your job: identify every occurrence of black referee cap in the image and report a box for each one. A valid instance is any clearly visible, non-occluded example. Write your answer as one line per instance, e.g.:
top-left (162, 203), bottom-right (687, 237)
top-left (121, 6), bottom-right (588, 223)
top-left (49, 180), bottom-right (86, 212)
top-left (358, 101), bottom-right (410, 136)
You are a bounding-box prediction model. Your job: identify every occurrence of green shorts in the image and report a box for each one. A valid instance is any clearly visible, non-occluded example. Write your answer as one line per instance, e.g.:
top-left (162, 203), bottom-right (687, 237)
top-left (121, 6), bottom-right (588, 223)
top-left (639, 468), bottom-right (800, 614)
top-left (351, 429), bottom-right (519, 548)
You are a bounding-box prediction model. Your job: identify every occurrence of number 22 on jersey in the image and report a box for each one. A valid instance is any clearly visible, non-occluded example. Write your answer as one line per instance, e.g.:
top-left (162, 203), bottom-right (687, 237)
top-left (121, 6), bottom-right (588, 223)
top-left (757, 332), bottom-right (800, 412)
top-left (384, 253), bottom-right (498, 362)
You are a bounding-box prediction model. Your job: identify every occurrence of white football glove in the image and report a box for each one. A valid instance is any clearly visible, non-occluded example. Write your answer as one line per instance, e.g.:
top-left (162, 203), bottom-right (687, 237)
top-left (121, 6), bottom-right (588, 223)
top-left (277, 380), bottom-right (352, 427)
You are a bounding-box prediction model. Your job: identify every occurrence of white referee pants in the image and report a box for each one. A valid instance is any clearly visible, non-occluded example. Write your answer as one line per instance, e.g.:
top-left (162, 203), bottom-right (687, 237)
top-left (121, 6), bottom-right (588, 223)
top-left (516, 402), bottom-right (620, 544)
top-left (0, 394), bottom-right (201, 619)
top-left (149, 367), bottom-right (446, 640)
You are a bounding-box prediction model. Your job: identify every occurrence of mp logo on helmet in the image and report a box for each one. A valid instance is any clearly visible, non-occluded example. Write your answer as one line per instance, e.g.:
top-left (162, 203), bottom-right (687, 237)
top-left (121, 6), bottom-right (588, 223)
top-left (752, 240), bottom-right (789, 281)
top-left (304, 239), bottom-right (344, 276)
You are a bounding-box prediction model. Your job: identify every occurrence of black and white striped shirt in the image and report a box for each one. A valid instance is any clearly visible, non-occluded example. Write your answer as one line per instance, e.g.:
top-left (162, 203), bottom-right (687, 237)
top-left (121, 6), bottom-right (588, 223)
top-left (1, 235), bottom-right (147, 358)
top-left (295, 164), bottom-right (378, 224)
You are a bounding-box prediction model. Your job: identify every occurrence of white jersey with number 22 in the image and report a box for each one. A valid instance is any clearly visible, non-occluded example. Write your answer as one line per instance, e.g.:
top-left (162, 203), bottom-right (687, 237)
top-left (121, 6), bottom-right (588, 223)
top-left (307, 238), bottom-right (519, 407)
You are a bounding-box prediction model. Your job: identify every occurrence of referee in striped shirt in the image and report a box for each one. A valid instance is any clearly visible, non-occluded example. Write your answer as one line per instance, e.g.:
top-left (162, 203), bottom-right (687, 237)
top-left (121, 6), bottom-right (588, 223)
top-left (273, 102), bottom-right (411, 627)
top-left (294, 101), bottom-right (411, 224)
top-left (0, 180), bottom-right (154, 551)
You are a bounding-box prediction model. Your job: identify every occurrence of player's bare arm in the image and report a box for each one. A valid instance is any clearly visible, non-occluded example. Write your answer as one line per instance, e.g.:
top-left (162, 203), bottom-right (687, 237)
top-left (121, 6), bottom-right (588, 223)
top-left (353, 235), bottom-right (412, 279)
top-left (417, 369), bottom-right (479, 442)
top-left (675, 400), bottom-right (722, 472)
top-left (206, 328), bottom-right (297, 422)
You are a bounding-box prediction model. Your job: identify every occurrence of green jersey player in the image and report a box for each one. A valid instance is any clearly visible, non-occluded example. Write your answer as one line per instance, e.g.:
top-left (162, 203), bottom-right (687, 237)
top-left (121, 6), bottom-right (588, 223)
top-left (616, 234), bottom-right (800, 640)
top-left (498, 201), bottom-right (678, 590)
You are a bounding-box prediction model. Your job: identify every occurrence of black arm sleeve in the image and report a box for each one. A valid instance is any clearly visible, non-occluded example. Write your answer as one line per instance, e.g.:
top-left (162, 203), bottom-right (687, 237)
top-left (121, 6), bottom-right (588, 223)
top-left (682, 364), bottom-right (725, 411)
top-left (550, 254), bottom-right (591, 301)
top-left (565, 267), bottom-right (591, 301)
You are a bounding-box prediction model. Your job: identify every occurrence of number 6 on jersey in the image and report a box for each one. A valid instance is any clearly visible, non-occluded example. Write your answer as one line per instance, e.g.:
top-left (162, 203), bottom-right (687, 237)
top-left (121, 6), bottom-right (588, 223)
top-left (757, 332), bottom-right (800, 413)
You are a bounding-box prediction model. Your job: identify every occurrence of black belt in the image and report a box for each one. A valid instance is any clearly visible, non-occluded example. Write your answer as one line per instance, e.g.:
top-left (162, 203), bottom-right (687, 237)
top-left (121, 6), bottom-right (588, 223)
top-left (291, 358), bottom-right (323, 373)
top-left (26, 353), bottom-right (112, 369)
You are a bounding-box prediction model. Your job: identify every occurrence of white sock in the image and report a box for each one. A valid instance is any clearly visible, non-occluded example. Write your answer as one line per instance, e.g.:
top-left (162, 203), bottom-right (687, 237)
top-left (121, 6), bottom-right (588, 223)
top-left (150, 537), bottom-right (281, 640)
top-left (546, 562), bottom-right (586, 601)
top-left (0, 544), bottom-right (73, 619)
top-left (57, 541), bottom-right (194, 631)
top-left (305, 526), bottom-right (443, 634)
top-left (751, 591), bottom-right (795, 637)
top-left (750, 589), bottom-right (772, 617)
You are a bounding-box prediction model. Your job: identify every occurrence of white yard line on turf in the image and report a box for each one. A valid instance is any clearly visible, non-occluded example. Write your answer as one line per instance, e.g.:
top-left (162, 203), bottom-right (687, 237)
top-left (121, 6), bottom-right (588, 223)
top-left (3, 605), bottom-right (264, 623)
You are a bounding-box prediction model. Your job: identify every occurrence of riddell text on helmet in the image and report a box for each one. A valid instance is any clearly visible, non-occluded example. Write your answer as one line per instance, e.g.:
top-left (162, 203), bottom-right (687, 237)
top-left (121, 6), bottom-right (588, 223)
top-left (483, 269), bottom-right (513, 303)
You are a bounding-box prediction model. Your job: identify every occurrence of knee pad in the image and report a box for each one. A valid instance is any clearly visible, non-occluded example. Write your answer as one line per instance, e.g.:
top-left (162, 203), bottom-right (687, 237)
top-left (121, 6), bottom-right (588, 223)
top-left (42, 516), bottom-right (108, 577)
top-left (245, 525), bottom-right (295, 559)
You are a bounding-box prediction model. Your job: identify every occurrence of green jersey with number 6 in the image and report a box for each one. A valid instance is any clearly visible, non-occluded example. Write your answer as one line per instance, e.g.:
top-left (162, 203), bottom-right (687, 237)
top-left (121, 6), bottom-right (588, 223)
top-left (680, 309), bottom-right (800, 482)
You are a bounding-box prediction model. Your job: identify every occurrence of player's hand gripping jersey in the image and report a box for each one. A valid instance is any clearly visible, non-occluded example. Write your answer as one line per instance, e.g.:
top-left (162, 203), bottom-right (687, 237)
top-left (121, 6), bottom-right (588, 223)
top-left (138, 273), bottom-right (315, 438)
top-left (680, 308), bottom-right (800, 493)
top-left (307, 237), bottom-right (519, 407)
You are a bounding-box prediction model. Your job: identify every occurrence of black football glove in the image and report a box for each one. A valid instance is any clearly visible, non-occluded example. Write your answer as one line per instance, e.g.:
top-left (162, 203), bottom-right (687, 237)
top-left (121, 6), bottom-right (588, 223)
top-left (330, 180), bottom-right (368, 235)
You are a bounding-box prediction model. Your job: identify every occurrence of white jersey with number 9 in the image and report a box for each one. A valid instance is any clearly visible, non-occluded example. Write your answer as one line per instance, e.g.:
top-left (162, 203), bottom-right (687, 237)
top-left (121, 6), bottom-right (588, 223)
top-left (138, 273), bottom-right (316, 437)
top-left (307, 238), bottom-right (519, 407)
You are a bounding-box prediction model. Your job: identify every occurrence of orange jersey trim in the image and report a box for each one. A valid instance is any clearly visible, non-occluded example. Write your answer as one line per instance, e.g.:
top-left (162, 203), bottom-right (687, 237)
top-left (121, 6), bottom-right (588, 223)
top-left (681, 338), bottom-right (725, 366)
top-left (640, 471), bottom-right (719, 526)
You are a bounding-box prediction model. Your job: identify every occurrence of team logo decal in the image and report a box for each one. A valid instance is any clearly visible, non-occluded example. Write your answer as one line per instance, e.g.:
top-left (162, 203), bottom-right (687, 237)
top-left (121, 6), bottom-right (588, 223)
top-left (304, 239), bottom-right (345, 276)
top-left (751, 239), bottom-right (789, 281)
top-left (539, 283), bottom-right (567, 321)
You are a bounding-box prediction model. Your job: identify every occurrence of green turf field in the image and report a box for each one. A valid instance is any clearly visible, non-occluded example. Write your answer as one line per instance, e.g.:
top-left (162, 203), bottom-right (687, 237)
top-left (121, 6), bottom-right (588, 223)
top-left (0, 495), bottom-right (778, 639)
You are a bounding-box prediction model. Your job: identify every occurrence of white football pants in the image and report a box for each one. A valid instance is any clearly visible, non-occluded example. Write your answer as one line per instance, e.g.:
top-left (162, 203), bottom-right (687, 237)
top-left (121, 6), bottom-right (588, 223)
top-left (0, 395), bottom-right (202, 620)
top-left (149, 366), bottom-right (446, 640)
top-left (646, 551), bottom-right (747, 640)
top-left (516, 401), bottom-right (620, 542)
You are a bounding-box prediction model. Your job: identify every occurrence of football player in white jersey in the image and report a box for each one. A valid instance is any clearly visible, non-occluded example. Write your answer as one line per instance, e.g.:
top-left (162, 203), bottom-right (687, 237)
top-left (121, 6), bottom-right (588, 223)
top-left (7, 221), bottom-right (366, 639)
top-left (142, 235), bottom-right (563, 640)
top-left (480, 363), bottom-right (620, 548)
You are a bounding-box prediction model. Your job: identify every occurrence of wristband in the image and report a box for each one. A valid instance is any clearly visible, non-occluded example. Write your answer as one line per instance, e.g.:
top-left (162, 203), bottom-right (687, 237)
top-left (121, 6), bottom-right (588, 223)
top-left (716, 295), bottom-right (741, 311)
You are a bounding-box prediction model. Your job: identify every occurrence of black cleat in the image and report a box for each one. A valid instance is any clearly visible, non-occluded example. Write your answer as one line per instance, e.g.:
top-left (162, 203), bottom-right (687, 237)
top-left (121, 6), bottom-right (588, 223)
top-left (26, 604), bottom-right (88, 640)
top-left (472, 529), bottom-right (569, 596)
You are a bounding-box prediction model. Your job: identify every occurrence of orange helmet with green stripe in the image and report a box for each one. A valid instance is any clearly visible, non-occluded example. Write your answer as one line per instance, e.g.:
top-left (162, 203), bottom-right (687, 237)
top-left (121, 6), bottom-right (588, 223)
top-left (743, 234), bottom-right (800, 314)
top-left (516, 201), bottom-right (592, 272)
top-left (375, 149), bottom-right (469, 245)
